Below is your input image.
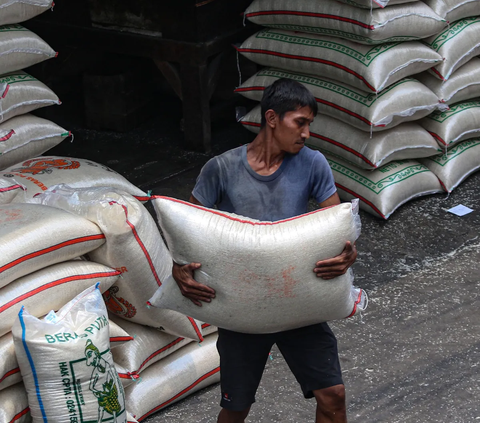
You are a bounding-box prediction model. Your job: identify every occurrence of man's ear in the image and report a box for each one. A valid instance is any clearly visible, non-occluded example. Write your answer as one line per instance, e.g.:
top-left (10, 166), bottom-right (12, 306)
top-left (265, 109), bottom-right (277, 129)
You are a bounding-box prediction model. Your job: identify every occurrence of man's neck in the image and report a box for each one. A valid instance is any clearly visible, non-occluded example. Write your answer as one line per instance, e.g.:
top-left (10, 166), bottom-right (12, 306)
top-left (246, 130), bottom-right (286, 176)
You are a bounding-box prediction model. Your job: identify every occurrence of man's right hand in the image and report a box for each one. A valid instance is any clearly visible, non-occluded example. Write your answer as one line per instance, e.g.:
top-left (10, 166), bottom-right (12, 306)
top-left (172, 262), bottom-right (216, 307)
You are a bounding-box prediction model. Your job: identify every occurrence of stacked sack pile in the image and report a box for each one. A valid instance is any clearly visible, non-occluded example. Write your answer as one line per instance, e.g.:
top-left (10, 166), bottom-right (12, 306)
top-left (0, 0), bottom-right (72, 172)
top-left (236, 0), bottom-right (480, 219)
top-left (0, 174), bottom-right (220, 422)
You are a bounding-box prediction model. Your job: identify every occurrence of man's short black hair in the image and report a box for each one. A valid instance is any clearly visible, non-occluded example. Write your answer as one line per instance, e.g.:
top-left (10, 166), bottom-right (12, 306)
top-left (260, 78), bottom-right (318, 127)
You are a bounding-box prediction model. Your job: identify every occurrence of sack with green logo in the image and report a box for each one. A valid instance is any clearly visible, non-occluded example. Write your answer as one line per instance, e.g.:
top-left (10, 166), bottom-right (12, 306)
top-left (12, 283), bottom-right (128, 423)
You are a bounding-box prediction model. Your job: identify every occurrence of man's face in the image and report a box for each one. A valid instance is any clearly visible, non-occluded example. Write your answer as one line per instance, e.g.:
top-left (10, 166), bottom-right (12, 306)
top-left (273, 106), bottom-right (314, 154)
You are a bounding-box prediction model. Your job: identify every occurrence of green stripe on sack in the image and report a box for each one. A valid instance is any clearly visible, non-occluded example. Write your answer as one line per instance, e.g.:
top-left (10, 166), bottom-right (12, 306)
top-left (0, 24), bottom-right (28, 32)
top-left (0, 73), bottom-right (37, 84)
top-left (261, 24), bottom-right (420, 45)
top-left (328, 158), bottom-right (430, 194)
top-left (426, 101), bottom-right (480, 123)
top-left (427, 138), bottom-right (480, 166)
top-left (258, 68), bottom-right (414, 107)
top-left (256, 30), bottom-right (399, 66)
top-left (424, 17), bottom-right (480, 51)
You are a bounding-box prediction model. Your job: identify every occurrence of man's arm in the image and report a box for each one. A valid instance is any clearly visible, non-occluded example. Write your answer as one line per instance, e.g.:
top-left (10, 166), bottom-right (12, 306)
top-left (313, 192), bottom-right (357, 280)
top-left (171, 194), bottom-right (216, 307)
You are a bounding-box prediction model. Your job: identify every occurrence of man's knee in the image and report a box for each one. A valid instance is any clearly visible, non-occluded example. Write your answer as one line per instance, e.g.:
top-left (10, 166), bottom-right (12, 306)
top-left (217, 407), bottom-right (251, 423)
top-left (313, 384), bottom-right (346, 412)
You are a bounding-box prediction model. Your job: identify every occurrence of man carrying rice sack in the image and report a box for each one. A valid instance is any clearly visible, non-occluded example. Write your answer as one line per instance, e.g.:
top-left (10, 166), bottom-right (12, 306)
top-left (172, 79), bottom-right (358, 423)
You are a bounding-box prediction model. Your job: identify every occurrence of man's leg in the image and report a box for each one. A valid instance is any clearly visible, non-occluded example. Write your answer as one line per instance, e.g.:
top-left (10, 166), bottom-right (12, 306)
top-left (313, 384), bottom-right (347, 423)
top-left (216, 328), bottom-right (274, 423)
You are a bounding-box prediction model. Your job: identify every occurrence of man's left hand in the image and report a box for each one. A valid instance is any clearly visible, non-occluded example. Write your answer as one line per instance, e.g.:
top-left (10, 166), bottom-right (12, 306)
top-left (313, 241), bottom-right (357, 280)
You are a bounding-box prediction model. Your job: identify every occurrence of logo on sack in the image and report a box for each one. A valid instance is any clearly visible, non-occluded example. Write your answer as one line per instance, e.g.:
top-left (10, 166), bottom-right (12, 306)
top-left (102, 287), bottom-right (137, 319)
top-left (222, 392), bottom-right (233, 402)
top-left (11, 158), bottom-right (80, 175)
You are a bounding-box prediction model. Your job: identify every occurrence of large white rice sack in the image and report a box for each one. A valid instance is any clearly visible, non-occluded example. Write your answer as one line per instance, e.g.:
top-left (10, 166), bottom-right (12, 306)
top-left (244, 0), bottom-right (447, 44)
top-left (1, 156), bottom-right (148, 202)
top-left (326, 155), bottom-right (443, 219)
top-left (420, 138), bottom-right (480, 192)
top-left (124, 333), bottom-right (220, 421)
top-left (237, 29), bottom-right (442, 93)
top-left (34, 186), bottom-right (204, 341)
top-left (12, 284), bottom-right (127, 423)
top-left (0, 203), bottom-right (105, 288)
top-left (111, 316), bottom-right (217, 381)
top-left (423, 16), bottom-right (480, 81)
top-left (149, 197), bottom-right (366, 334)
top-left (419, 100), bottom-right (480, 149)
top-left (0, 0), bottom-right (53, 25)
top-left (422, 0), bottom-right (480, 22)
top-left (0, 25), bottom-right (56, 74)
top-left (0, 71), bottom-right (60, 123)
top-left (416, 58), bottom-right (480, 105)
top-left (0, 319), bottom-right (132, 392)
top-left (0, 114), bottom-right (70, 171)
top-left (241, 105), bottom-right (440, 170)
top-left (236, 68), bottom-right (445, 132)
top-left (0, 382), bottom-right (29, 423)
top-left (0, 260), bottom-right (119, 337)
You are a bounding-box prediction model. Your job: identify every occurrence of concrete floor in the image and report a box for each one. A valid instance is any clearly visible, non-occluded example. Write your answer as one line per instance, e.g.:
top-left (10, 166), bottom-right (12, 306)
top-left (44, 91), bottom-right (480, 423)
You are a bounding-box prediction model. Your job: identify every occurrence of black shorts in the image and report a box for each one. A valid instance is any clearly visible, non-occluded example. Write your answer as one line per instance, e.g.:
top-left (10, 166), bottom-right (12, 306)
top-left (216, 323), bottom-right (343, 411)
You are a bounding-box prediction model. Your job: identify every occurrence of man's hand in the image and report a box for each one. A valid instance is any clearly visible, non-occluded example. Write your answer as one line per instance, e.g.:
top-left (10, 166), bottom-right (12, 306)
top-left (172, 262), bottom-right (216, 307)
top-left (313, 241), bottom-right (357, 280)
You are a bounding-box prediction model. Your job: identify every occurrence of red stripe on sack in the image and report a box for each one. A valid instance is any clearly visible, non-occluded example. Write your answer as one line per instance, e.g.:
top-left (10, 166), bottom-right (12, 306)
top-left (138, 337), bottom-right (185, 372)
top-left (236, 48), bottom-right (376, 91)
top-left (234, 86), bottom-right (265, 93)
top-left (201, 323), bottom-right (211, 329)
top-left (310, 132), bottom-right (376, 167)
top-left (0, 271), bottom-right (120, 313)
top-left (241, 121), bottom-right (261, 128)
top-left (151, 196), bottom-right (338, 224)
top-left (335, 183), bottom-right (386, 219)
top-left (1, 84), bottom-right (9, 98)
top-left (346, 289), bottom-right (364, 318)
top-left (0, 367), bottom-right (20, 384)
top-left (9, 407), bottom-right (30, 423)
top-left (431, 67), bottom-right (446, 81)
top-left (0, 129), bottom-right (15, 142)
top-left (0, 184), bottom-right (24, 193)
top-left (117, 371), bottom-right (140, 380)
top-left (438, 178), bottom-right (448, 192)
top-left (110, 336), bottom-right (134, 343)
top-left (109, 201), bottom-right (162, 287)
top-left (133, 196), bottom-right (150, 202)
top-left (0, 234), bottom-right (106, 275)
top-left (139, 367), bottom-right (221, 420)
top-left (245, 11), bottom-right (374, 29)
top-left (428, 131), bottom-right (446, 146)
top-left (189, 316), bottom-right (204, 342)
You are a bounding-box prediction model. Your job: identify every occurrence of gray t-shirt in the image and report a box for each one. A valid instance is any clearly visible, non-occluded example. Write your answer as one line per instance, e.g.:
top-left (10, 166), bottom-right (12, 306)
top-left (192, 145), bottom-right (336, 221)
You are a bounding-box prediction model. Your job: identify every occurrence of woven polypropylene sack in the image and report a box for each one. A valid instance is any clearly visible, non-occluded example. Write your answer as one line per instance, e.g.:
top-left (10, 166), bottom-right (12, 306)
top-left (0, 203), bottom-right (105, 288)
top-left (0, 71), bottom-right (60, 123)
top-left (0, 25), bottom-right (56, 74)
top-left (0, 0), bottom-right (53, 25)
top-left (235, 68), bottom-right (444, 132)
top-left (326, 155), bottom-right (443, 219)
top-left (0, 260), bottom-right (120, 337)
top-left (33, 185), bottom-right (203, 341)
top-left (12, 284), bottom-right (127, 423)
top-left (237, 29), bottom-right (442, 93)
top-left (1, 156), bottom-right (148, 202)
top-left (244, 0), bottom-right (446, 45)
top-left (423, 16), bottom-right (480, 81)
top-left (124, 333), bottom-right (220, 421)
top-left (0, 114), bottom-right (70, 171)
top-left (0, 177), bottom-right (22, 204)
top-left (416, 58), bottom-right (480, 104)
top-left (0, 382), bottom-right (29, 423)
top-left (335, 0), bottom-right (416, 8)
top-left (420, 138), bottom-right (480, 192)
top-left (149, 197), bottom-right (366, 334)
top-left (419, 100), bottom-right (480, 149)
top-left (241, 105), bottom-right (440, 169)
top-left (422, 0), bottom-right (480, 21)
top-left (1, 319), bottom-right (131, 392)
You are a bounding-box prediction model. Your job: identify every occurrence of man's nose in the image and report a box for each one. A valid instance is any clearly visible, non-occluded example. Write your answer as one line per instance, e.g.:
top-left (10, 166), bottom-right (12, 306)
top-left (302, 126), bottom-right (310, 140)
